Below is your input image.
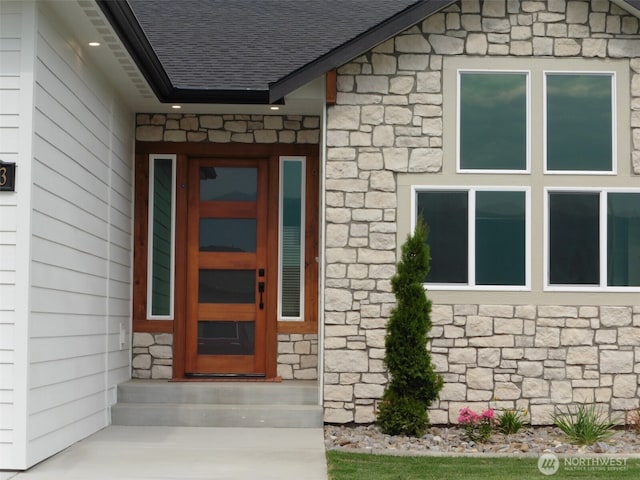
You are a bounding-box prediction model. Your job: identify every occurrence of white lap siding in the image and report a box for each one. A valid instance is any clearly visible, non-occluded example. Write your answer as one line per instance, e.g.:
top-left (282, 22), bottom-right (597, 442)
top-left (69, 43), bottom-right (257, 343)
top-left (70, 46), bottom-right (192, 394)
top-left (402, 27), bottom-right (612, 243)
top-left (24, 3), bottom-right (133, 468)
top-left (0, 0), bottom-right (31, 470)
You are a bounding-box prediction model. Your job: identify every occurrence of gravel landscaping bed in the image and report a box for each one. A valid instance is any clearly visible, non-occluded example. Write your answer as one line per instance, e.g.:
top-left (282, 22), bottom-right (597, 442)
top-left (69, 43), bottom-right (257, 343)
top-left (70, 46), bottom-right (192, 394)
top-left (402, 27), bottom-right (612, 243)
top-left (325, 424), bottom-right (640, 456)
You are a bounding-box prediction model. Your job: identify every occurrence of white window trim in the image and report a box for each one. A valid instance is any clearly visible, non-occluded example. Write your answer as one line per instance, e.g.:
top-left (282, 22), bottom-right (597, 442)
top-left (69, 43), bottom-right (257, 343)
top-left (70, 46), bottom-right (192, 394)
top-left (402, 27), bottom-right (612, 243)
top-left (544, 187), bottom-right (640, 292)
top-left (147, 154), bottom-right (177, 320)
top-left (278, 156), bottom-right (306, 321)
top-left (411, 185), bottom-right (531, 291)
top-left (456, 69), bottom-right (531, 175)
top-left (543, 71), bottom-right (617, 176)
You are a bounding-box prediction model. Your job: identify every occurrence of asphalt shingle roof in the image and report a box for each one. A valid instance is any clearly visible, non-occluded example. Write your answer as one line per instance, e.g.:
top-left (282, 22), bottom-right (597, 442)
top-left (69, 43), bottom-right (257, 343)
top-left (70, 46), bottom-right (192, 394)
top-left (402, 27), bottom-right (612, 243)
top-left (98, 0), bottom-right (456, 102)
top-left (102, 0), bottom-right (640, 103)
top-left (127, 0), bottom-right (423, 91)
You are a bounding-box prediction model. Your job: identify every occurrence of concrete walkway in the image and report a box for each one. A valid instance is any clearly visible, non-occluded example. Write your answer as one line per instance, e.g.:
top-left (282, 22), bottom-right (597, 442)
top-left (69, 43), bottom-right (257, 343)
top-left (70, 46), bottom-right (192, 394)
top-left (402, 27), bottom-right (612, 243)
top-left (12, 426), bottom-right (328, 480)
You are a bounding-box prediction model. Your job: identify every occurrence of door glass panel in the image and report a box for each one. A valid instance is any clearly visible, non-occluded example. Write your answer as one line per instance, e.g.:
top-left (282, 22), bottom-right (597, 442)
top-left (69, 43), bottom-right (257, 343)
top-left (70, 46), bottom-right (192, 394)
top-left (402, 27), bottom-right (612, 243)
top-left (198, 321), bottom-right (255, 355)
top-left (200, 219), bottom-right (256, 252)
top-left (199, 270), bottom-right (255, 303)
top-left (200, 167), bottom-right (257, 201)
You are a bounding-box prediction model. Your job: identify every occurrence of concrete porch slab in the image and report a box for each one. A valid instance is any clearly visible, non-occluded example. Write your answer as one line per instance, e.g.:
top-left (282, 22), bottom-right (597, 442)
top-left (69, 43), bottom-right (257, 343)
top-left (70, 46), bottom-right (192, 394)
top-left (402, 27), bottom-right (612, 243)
top-left (11, 426), bottom-right (328, 480)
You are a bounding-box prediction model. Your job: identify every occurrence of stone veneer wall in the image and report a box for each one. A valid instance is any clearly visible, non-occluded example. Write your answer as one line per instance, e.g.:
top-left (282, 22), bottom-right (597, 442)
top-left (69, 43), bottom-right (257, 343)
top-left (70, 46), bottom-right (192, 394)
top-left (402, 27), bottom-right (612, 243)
top-left (132, 113), bottom-right (320, 380)
top-left (132, 332), bottom-right (318, 380)
top-left (323, 0), bottom-right (640, 424)
top-left (277, 334), bottom-right (319, 380)
top-left (132, 332), bottom-right (173, 379)
top-left (136, 113), bottom-right (320, 144)
top-left (428, 304), bottom-right (640, 424)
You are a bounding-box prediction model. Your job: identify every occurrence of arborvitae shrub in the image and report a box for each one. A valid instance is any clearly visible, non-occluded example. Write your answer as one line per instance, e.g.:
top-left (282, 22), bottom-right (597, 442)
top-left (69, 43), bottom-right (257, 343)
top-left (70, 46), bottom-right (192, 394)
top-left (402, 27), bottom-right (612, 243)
top-left (377, 217), bottom-right (443, 436)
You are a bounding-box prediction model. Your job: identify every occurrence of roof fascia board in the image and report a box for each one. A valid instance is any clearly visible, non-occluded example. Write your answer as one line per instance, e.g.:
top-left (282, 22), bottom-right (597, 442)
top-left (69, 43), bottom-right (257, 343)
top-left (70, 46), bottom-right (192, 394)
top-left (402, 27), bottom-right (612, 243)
top-left (169, 88), bottom-right (273, 104)
top-left (612, 0), bottom-right (640, 18)
top-left (268, 0), bottom-right (456, 103)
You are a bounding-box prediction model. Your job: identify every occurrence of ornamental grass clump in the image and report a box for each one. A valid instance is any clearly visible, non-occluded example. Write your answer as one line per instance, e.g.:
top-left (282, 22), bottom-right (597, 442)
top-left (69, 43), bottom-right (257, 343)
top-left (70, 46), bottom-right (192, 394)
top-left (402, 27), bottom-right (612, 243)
top-left (552, 404), bottom-right (618, 445)
top-left (496, 408), bottom-right (526, 435)
top-left (458, 407), bottom-right (496, 443)
top-left (377, 217), bottom-right (443, 437)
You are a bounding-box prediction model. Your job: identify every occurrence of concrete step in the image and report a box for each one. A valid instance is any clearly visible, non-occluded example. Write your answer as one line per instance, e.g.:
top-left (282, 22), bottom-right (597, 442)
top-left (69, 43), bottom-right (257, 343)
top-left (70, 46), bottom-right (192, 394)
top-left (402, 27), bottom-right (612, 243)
top-left (111, 402), bottom-right (324, 428)
top-left (116, 380), bottom-right (318, 405)
top-left (111, 380), bottom-right (323, 428)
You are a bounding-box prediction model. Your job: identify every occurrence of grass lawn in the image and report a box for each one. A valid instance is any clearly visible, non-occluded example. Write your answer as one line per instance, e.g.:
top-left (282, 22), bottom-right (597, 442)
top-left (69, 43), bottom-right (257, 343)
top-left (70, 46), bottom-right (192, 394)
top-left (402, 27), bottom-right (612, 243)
top-left (327, 451), bottom-right (640, 480)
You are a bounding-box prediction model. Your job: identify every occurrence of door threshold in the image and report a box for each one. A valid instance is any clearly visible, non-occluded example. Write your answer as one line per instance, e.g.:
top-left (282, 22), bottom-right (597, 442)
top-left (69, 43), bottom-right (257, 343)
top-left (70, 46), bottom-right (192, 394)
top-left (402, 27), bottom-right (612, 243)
top-left (171, 375), bottom-right (282, 383)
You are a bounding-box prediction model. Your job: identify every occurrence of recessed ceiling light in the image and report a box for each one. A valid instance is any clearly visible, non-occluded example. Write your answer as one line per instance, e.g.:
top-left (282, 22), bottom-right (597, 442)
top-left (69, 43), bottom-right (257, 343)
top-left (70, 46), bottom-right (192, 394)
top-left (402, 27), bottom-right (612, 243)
top-left (88, 41), bottom-right (101, 47)
top-left (171, 105), bottom-right (182, 109)
top-left (270, 106), bottom-right (280, 111)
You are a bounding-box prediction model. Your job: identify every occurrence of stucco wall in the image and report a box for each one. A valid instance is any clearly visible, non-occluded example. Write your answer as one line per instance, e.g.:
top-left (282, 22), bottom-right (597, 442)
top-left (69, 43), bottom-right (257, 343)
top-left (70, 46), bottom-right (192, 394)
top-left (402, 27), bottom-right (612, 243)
top-left (324, 0), bottom-right (640, 424)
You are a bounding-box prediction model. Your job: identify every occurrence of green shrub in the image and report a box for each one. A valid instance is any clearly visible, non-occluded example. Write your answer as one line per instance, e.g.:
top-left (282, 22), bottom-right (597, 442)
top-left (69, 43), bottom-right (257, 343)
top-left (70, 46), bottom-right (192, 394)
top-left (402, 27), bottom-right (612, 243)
top-left (552, 404), bottom-right (618, 445)
top-left (377, 217), bottom-right (443, 437)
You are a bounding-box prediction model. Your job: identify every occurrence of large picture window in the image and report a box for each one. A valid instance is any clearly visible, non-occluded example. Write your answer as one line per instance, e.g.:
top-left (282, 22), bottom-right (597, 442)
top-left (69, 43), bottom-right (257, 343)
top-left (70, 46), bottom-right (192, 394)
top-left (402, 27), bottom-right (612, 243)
top-left (458, 71), bottom-right (529, 172)
top-left (545, 73), bottom-right (615, 173)
top-left (547, 189), bottom-right (640, 289)
top-left (415, 188), bottom-right (529, 289)
top-left (432, 57), bottom-right (630, 296)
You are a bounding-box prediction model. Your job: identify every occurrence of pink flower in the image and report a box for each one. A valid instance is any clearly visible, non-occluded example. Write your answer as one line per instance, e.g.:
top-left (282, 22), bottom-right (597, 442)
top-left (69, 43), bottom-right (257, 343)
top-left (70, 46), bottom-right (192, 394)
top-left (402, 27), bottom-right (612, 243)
top-left (458, 407), bottom-right (480, 425)
top-left (481, 409), bottom-right (495, 420)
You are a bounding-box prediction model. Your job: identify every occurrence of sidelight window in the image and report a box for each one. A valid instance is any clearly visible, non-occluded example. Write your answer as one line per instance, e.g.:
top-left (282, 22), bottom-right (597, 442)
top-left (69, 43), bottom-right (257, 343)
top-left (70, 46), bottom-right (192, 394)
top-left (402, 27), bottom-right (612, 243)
top-left (278, 157), bottom-right (305, 320)
top-left (147, 155), bottom-right (176, 319)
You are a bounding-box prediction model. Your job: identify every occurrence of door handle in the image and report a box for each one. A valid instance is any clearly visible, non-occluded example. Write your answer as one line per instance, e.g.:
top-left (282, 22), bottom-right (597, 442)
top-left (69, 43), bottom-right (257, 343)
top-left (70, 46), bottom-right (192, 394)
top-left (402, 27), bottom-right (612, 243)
top-left (258, 282), bottom-right (265, 310)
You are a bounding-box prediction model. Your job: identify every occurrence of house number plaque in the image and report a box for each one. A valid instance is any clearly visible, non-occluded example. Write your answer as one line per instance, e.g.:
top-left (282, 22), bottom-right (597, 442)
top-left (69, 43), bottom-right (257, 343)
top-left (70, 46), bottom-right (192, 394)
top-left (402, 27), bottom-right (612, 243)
top-left (0, 161), bottom-right (16, 192)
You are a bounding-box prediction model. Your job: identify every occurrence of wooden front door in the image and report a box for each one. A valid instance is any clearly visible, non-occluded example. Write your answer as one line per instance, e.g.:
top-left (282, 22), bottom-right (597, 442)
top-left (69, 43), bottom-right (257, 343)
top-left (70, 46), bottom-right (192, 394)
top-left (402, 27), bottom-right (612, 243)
top-left (185, 158), bottom-right (268, 375)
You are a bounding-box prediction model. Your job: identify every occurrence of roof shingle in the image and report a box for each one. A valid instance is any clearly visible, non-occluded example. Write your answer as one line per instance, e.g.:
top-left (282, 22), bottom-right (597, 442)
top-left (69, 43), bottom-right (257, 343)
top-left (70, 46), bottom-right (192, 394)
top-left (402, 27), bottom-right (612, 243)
top-left (127, 0), bottom-right (422, 91)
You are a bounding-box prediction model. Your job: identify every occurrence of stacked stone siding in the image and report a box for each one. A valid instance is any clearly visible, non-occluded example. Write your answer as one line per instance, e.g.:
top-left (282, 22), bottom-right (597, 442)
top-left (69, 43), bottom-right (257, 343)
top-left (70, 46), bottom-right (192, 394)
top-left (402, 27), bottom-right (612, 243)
top-left (429, 304), bottom-right (640, 424)
top-left (136, 113), bottom-right (320, 144)
top-left (132, 113), bottom-right (320, 380)
top-left (132, 332), bottom-right (318, 380)
top-left (132, 332), bottom-right (173, 379)
top-left (324, 0), bottom-right (640, 424)
top-left (278, 334), bottom-right (319, 380)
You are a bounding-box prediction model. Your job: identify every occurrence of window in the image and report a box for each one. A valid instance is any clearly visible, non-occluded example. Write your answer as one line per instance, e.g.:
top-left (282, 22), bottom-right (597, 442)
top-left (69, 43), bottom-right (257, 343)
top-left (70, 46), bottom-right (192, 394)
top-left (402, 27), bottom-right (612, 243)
top-left (147, 155), bottom-right (176, 319)
top-left (545, 73), bottom-right (614, 173)
top-left (431, 57), bottom-right (631, 295)
top-left (458, 71), bottom-right (529, 172)
top-left (414, 188), bottom-right (529, 289)
top-left (546, 189), bottom-right (640, 289)
top-left (456, 68), bottom-right (617, 174)
top-left (279, 157), bottom-right (305, 320)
